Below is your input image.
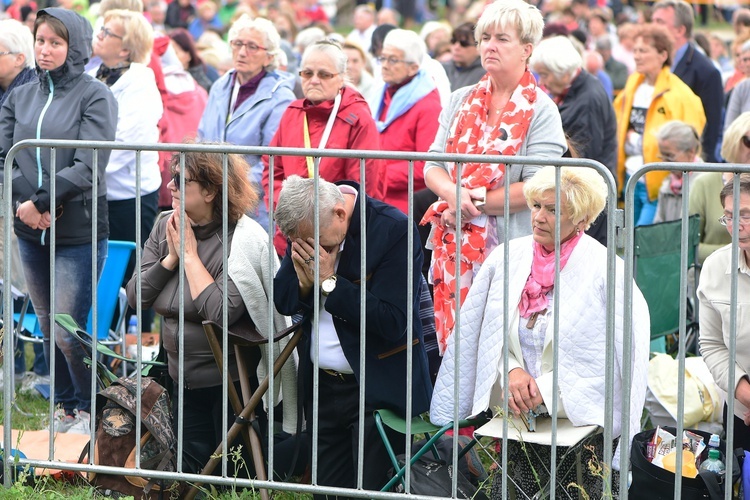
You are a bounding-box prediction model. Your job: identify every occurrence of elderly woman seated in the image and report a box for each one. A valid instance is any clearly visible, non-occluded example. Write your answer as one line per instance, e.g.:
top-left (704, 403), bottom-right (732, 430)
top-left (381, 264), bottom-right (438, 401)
top-left (127, 148), bottom-right (296, 475)
top-left (368, 28), bottom-right (441, 213)
top-left (430, 166), bottom-right (650, 498)
top-left (652, 120), bottom-right (702, 224)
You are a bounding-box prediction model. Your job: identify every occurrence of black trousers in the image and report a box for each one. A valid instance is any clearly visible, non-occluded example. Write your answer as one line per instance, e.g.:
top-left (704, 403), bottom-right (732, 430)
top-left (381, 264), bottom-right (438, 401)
top-left (173, 379), bottom-right (268, 477)
top-left (723, 404), bottom-right (750, 451)
top-left (310, 369), bottom-right (403, 499)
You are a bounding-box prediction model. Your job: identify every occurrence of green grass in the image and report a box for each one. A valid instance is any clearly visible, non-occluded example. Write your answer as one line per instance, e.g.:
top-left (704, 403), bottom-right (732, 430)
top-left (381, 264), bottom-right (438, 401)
top-left (0, 343), bottom-right (312, 499)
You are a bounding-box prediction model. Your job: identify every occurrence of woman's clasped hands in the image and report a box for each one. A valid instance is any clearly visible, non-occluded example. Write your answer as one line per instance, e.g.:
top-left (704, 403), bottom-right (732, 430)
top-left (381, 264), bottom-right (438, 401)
top-left (162, 210), bottom-right (199, 271)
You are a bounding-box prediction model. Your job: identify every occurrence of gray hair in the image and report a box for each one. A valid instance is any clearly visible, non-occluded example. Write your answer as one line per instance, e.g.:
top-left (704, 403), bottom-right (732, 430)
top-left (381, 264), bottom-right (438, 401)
top-left (475, 0), bottom-right (544, 47)
top-left (529, 36), bottom-right (582, 79)
top-left (301, 39), bottom-right (348, 77)
top-left (653, 0), bottom-right (694, 39)
top-left (228, 15), bottom-right (282, 71)
top-left (595, 35), bottom-right (612, 52)
top-left (275, 176), bottom-right (345, 238)
top-left (0, 19), bottom-right (34, 69)
top-left (655, 120), bottom-right (701, 155)
top-left (295, 26), bottom-right (326, 53)
top-left (383, 29), bottom-right (425, 66)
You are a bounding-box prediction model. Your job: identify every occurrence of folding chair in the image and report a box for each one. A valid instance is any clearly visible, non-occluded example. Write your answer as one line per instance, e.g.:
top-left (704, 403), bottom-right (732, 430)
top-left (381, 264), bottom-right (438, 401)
top-left (15, 240), bottom-right (136, 350)
top-left (184, 318), bottom-right (303, 500)
top-left (633, 215), bottom-right (700, 354)
top-left (375, 408), bottom-right (491, 493)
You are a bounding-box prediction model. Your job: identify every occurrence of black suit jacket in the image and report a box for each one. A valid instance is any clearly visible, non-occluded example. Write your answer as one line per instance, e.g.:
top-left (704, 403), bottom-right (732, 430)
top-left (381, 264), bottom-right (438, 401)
top-left (273, 181), bottom-right (433, 418)
top-left (673, 42), bottom-right (724, 163)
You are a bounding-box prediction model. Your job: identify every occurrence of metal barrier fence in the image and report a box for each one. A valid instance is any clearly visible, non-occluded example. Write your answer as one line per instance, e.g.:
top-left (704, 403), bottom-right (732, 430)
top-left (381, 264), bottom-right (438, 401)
top-left (0, 139), bottom-right (744, 499)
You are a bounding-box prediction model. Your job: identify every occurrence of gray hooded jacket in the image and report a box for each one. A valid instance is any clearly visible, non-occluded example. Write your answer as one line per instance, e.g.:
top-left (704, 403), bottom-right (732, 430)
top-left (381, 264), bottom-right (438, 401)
top-left (0, 8), bottom-right (118, 245)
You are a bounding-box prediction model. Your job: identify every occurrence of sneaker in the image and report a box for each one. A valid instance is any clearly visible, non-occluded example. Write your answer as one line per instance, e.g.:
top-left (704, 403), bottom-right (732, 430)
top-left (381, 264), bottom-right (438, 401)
top-left (53, 409), bottom-right (77, 433)
top-left (66, 410), bottom-right (91, 435)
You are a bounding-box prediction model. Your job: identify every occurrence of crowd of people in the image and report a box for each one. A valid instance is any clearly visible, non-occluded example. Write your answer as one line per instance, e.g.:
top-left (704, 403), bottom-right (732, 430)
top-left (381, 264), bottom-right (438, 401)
top-left (2, 0), bottom-right (750, 497)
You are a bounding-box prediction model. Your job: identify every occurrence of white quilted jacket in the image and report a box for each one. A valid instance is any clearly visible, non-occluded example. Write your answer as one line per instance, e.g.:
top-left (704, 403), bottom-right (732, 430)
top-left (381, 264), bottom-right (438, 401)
top-left (430, 235), bottom-right (650, 469)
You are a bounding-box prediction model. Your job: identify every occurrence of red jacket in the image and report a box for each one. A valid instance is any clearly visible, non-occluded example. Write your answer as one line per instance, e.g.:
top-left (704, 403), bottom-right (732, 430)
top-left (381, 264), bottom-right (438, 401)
top-left (377, 87), bottom-right (441, 213)
top-left (263, 85), bottom-right (382, 254)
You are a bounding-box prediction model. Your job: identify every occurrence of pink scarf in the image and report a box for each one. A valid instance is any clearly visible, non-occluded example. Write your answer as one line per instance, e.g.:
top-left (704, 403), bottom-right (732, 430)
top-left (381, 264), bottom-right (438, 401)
top-left (518, 231), bottom-right (583, 319)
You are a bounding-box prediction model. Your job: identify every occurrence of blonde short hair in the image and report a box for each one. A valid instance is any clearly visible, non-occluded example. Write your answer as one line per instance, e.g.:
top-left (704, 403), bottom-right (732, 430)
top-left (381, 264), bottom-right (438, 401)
top-left (475, 0), bottom-right (544, 47)
top-left (523, 166), bottom-right (607, 229)
top-left (105, 9), bottom-right (154, 64)
top-left (722, 112), bottom-right (750, 163)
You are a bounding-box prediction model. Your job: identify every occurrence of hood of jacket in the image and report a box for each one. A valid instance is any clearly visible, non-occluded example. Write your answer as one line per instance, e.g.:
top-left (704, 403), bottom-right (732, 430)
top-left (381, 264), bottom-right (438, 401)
top-left (36, 8), bottom-right (93, 89)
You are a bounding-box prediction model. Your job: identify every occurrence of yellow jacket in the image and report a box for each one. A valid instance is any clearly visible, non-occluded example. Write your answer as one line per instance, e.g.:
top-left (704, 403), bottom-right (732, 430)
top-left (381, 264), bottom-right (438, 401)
top-left (614, 67), bottom-right (706, 201)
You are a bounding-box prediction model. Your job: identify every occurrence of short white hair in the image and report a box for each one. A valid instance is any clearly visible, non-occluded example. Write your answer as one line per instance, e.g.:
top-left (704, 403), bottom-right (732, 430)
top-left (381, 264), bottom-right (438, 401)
top-left (475, 0), bottom-right (544, 46)
top-left (275, 176), bottom-right (345, 238)
top-left (301, 39), bottom-right (348, 77)
top-left (382, 29), bottom-right (425, 66)
top-left (0, 19), bottom-right (34, 69)
top-left (530, 36), bottom-right (582, 78)
top-left (295, 26), bottom-right (326, 52)
top-left (228, 15), bottom-right (282, 71)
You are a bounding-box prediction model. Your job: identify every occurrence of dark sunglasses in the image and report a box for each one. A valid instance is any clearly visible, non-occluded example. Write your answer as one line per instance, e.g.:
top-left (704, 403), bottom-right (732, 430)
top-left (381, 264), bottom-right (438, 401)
top-left (171, 172), bottom-right (195, 185)
top-left (451, 37), bottom-right (475, 48)
top-left (742, 135), bottom-right (750, 149)
top-left (299, 69), bottom-right (339, 80)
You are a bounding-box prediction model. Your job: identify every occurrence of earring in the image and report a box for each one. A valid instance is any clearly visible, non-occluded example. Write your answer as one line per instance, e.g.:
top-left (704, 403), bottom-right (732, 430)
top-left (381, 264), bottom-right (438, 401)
top-left (576, 227), bottom-right (581, 234)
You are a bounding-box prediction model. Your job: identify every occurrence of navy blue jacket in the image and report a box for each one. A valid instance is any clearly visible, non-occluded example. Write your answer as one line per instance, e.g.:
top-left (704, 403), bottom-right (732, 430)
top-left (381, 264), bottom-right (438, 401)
top-left (673, 43), bottom-right (724, 163)
top-left (273, 181), bottom-right (433, 417)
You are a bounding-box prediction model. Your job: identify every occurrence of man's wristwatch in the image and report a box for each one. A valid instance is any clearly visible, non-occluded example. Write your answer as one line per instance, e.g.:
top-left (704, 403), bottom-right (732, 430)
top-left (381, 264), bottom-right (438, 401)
top-left (321, 275), bottom-right (337, 296)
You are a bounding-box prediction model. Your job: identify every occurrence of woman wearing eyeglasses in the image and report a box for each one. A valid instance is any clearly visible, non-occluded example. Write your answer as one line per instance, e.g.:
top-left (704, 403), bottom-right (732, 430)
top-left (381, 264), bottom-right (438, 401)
top-left (88, 10), bottom-right (163, 330)
top-left (367, 29), bottom-right (441, 213)
top-left (0, 8), bottom-right (117, 433)
top-left (698, 166), bottom-right (750, 450)
top-left (262, 39), bottom-right (382, 256)
top-left (198, 15), bottom-right (295, 233)
top-left (127, 147), bottom-right (297, 474)
top-left (650, 120), bottom-right (701, 224)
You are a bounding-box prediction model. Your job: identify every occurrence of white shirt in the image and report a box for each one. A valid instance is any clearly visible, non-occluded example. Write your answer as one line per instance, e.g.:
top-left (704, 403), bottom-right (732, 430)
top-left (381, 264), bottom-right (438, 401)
top-left (313, 184), bottom-right (359, 373)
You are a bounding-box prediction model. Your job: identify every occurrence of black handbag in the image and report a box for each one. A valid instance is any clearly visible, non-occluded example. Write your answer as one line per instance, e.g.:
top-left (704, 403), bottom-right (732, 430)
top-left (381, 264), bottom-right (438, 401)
top-left (390, 455), bottom-right (480, 498)
top-left (630, 426), bottom-right (743, 499)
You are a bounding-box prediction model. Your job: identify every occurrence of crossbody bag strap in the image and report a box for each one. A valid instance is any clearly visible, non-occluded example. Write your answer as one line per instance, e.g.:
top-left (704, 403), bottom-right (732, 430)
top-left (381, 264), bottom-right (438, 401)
top-left (303, 89), bottom-right (342, 178)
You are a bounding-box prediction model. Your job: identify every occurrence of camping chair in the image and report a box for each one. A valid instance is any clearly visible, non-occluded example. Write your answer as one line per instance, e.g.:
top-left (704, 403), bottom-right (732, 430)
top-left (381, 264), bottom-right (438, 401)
top-left (15, 240), bottom-right (136, 351)
top-left (183, 318), bottom-right (303, 500)
top-left (633, 215), bottom-right (700, 354)
top-left (375, 408), bottom-right (491, 493)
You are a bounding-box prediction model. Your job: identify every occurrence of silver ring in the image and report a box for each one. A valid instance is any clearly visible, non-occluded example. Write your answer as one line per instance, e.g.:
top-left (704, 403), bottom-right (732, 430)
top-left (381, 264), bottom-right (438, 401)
top-left (304, 257), bottom-right (314, 264)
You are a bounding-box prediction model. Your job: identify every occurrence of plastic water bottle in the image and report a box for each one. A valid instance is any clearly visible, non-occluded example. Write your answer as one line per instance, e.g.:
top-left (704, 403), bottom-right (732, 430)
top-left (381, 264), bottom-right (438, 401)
top-left (699, 449), bottom-right (726, 479)
top-left (127, 316), bottom-right (138, 335)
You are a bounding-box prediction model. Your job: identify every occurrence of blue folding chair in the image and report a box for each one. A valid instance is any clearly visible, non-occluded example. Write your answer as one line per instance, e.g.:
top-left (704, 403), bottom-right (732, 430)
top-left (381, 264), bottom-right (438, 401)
top-left (14, 240), bottom-right (136, 347)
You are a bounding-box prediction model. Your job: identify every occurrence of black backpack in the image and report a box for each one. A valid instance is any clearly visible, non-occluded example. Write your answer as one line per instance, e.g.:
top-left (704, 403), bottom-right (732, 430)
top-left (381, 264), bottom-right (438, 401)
top-left (80, 376), bottom-right (183, 499)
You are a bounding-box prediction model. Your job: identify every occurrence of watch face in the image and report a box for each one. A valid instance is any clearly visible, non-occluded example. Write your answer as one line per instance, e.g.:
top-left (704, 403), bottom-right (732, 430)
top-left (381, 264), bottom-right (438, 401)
top-left (322, 277), bottom-right (336, 293)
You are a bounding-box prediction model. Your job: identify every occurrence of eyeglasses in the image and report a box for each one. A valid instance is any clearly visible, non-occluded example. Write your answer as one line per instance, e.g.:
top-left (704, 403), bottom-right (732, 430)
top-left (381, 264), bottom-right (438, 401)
top-left (0, 51), bottom-right (17, 56)
top-left (377, 55), bottom-right (408, 66)
top-left (657, 152), bottom-right (678, 162)
top-left (100, 26), bottom-right (123, 39)
top-left (742, 135), bottom-right (750, 149)
top-left (171, 172), bottom-right (195, 185)
top-left (298, 69), bottom-right (339, 80)
top-left (450, 38), bottom-right (475, 48)
top-left (230, 40), bottom-right (267, 53)
top-left (718, 214), bottom-right (750, 226)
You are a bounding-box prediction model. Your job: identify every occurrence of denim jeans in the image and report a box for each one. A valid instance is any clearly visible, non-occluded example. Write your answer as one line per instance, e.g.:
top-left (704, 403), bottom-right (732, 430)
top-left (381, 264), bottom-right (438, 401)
top-left (17, 237), bottom-right (108, 413)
